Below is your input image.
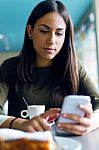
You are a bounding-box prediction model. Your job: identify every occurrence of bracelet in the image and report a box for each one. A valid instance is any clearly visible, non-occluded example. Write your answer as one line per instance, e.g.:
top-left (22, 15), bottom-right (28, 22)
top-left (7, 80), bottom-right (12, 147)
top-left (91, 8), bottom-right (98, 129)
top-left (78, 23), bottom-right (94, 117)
top-left (9, 117), bottom-right (18, 129)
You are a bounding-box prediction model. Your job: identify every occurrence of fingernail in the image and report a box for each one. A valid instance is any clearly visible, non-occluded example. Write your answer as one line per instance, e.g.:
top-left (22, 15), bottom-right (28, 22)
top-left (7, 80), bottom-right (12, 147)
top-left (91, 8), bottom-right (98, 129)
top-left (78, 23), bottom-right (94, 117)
top-left (57, 124), bottom-right (61, 127)
top-left (63, 114), bottom-right (67, 117)
top-left (80, 104), bottom-right (84, 108)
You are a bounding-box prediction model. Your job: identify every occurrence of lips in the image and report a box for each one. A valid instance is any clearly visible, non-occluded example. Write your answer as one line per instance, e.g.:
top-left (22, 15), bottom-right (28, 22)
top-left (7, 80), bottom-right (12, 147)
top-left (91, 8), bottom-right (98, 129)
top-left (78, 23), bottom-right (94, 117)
top-left (44, 47), bottom-right (55, 50)
top-left (44, 47), bottom-right (56, 51)
top-left (43, 47), bottom-right (56, 54)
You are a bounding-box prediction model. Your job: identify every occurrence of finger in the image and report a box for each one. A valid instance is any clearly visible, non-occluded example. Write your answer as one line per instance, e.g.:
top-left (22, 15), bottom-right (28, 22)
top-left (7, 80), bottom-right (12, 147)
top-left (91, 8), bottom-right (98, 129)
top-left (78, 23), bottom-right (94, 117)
top-left (63, 114), bottom-right (91, 127)
top-left (80, 105), bottom-right (93, 118)
top-left (31, 116), bottom-right (51, 131)
top-left (57, 123), bottom-right (87, 135)
top-left (31, 120), bottom-right (45, 131)
top-left (39, 117), bottom-right (51, 131)
top-left (20, 120), bottom-right (36, 132)
top-left (41, 108), bottom-right (60, 120)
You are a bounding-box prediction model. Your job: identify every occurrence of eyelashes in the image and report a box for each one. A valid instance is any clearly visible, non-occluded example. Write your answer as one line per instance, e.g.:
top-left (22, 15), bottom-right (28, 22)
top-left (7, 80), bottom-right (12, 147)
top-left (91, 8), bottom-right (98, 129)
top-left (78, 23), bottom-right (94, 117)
top-left (39, 30), bottom-right (64, 36)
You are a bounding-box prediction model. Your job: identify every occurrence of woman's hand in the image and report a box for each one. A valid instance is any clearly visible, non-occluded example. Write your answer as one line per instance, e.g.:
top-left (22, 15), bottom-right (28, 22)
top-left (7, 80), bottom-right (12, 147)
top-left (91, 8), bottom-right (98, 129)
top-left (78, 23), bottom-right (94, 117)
top-left (15, 108), bottom-right (60, 132)
top-left (56, 104), bottom-right (98, 135)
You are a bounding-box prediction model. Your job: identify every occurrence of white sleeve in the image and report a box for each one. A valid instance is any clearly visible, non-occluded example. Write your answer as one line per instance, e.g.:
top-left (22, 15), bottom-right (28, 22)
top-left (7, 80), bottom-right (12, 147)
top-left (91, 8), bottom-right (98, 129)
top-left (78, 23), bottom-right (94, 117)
top-left (0, 115), bottom-right (10, 126)
top-left (0, 82), bottom-right (9, 115)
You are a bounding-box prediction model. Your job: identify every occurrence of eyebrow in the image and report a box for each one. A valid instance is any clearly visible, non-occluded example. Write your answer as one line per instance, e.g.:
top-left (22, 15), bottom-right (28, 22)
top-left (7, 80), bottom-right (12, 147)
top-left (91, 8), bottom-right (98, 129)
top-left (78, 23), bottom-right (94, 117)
top-left (39, 24), bottom-right (65, 31)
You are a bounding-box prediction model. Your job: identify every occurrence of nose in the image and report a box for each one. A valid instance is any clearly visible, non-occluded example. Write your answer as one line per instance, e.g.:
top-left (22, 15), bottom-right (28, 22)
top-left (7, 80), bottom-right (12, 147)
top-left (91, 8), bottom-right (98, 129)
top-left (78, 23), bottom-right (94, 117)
top-left (47, 33), bottom-right (56, 44)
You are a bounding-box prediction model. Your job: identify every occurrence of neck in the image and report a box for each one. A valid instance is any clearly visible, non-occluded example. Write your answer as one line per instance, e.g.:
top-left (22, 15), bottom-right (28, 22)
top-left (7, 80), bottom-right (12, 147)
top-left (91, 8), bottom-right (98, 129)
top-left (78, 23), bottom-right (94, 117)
top-left (34, 59), bottom-right (52, 67)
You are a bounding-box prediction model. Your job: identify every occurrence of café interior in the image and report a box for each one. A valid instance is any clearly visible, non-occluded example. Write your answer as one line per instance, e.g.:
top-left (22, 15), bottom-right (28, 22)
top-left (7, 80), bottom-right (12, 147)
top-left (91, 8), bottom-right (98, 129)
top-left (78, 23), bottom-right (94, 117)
top-left (0, 0), bottom-right (99, 150)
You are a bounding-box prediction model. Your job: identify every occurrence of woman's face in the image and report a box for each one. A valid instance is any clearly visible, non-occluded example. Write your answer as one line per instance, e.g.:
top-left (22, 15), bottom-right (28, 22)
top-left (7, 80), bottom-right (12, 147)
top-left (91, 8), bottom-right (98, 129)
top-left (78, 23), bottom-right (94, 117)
top-left (27, 12), bottom-right (66, 67)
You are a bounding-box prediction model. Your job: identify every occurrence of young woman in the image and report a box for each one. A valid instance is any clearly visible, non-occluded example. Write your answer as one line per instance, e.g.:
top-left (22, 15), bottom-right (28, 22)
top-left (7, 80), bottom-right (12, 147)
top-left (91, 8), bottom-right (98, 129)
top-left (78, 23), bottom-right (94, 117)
top-left (0, 0), bottom-right (99, 135)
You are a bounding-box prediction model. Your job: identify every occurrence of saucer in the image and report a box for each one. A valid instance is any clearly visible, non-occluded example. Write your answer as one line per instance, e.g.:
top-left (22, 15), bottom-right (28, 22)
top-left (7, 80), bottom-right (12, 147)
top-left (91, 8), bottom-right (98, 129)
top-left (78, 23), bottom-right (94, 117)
top-left (55, 136), bottom-right (82, 150)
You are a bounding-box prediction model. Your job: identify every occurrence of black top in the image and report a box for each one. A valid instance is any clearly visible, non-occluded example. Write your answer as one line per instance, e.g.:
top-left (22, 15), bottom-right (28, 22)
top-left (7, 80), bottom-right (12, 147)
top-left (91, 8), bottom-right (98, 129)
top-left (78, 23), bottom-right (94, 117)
top-left (0, 56), bottom-right (99, 118)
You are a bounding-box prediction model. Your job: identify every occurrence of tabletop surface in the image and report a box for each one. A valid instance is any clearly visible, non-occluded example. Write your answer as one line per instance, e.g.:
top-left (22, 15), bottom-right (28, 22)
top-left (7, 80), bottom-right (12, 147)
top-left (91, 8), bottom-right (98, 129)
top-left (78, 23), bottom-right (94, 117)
top-left (71, 128), bottom-right (99, 150)
top-left (52, 124), bottom-right (99, 150)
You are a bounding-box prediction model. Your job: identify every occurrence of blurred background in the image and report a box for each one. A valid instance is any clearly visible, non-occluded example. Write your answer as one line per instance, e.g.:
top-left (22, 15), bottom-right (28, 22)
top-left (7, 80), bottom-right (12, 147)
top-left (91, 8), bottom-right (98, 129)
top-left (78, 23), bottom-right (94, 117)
top-left (0, 0), bottom-right (99, 89)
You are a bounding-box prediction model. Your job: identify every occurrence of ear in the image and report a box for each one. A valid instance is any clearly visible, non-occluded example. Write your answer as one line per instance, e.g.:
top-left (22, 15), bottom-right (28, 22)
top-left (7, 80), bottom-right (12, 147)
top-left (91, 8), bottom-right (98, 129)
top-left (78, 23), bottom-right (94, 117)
top-left (27, 25), bottom-right (33, 39)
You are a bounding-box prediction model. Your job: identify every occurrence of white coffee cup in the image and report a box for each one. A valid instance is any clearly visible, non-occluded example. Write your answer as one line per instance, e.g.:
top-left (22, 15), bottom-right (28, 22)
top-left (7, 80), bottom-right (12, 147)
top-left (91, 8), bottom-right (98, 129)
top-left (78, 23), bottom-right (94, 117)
top-left (21, 105), bottom-right (45, 119)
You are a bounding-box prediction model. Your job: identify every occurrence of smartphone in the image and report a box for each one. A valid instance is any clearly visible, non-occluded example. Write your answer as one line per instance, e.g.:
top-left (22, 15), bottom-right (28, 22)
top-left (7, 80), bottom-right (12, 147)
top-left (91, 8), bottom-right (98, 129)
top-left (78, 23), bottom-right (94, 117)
top-left (55, 95), bottom-right (91, 135)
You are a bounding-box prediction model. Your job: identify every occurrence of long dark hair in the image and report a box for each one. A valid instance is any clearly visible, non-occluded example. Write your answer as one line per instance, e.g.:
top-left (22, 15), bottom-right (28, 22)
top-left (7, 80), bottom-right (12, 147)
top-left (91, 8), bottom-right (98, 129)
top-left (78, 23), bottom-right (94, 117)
top-left (17, 0), bottom-right (79, 95)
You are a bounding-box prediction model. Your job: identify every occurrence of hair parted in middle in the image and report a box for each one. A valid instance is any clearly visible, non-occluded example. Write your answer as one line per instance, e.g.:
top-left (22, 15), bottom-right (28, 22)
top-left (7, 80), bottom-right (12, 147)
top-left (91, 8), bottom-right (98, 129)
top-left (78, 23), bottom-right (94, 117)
top-left (17, 0), bottom-right (78, 95)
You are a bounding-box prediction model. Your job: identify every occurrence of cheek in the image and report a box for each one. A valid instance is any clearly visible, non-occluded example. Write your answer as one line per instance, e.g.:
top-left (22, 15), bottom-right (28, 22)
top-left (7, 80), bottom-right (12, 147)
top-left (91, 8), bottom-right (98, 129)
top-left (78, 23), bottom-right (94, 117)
top-left (58, 38), bottom-right (65, 49)
top-left (33, 37), bottom-right (42, 49)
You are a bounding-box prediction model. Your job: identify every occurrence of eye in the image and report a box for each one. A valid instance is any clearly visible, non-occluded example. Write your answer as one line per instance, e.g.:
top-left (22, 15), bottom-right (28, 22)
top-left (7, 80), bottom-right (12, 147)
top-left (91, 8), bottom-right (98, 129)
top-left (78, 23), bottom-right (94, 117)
top-left (56, 32), bottom-right (63, 36)
top-left (39, 30), bottom-right (49, 34)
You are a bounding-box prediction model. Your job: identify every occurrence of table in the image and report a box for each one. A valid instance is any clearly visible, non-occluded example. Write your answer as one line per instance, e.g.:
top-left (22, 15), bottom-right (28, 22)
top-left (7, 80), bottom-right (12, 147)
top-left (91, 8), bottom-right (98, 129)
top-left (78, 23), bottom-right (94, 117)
top-left (72, 128), bottom-right (99, 150)
top-left (52, 125), bottom-right (99, 150)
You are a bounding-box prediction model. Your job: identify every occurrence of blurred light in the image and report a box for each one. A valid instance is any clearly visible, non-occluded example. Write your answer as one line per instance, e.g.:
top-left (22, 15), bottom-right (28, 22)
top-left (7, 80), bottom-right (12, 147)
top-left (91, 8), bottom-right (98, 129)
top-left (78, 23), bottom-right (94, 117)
top-left (0, 34), bottom-right (4, 40)
top-left (89, 13), bottom-right (95, 22)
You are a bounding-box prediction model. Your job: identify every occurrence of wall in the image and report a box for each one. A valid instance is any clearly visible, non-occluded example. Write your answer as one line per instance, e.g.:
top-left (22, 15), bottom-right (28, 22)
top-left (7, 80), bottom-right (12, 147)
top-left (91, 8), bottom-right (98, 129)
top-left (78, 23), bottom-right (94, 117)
top-left (0, 0), bottom-right (92, 52)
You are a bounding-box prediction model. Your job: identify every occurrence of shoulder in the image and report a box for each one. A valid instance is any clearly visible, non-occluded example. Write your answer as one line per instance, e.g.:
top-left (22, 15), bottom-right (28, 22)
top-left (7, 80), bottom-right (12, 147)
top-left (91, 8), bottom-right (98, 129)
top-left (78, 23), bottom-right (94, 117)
top-left (0, 56), bottom-right (20, 70)
top-left (1, 56), bottom-right (20, 66)
top-left (77, 60), bottom-right (88, 79)
top-left (77, 60), bottom-right (93, 85)
top-left (0, 56), bottom-right (20, 83)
